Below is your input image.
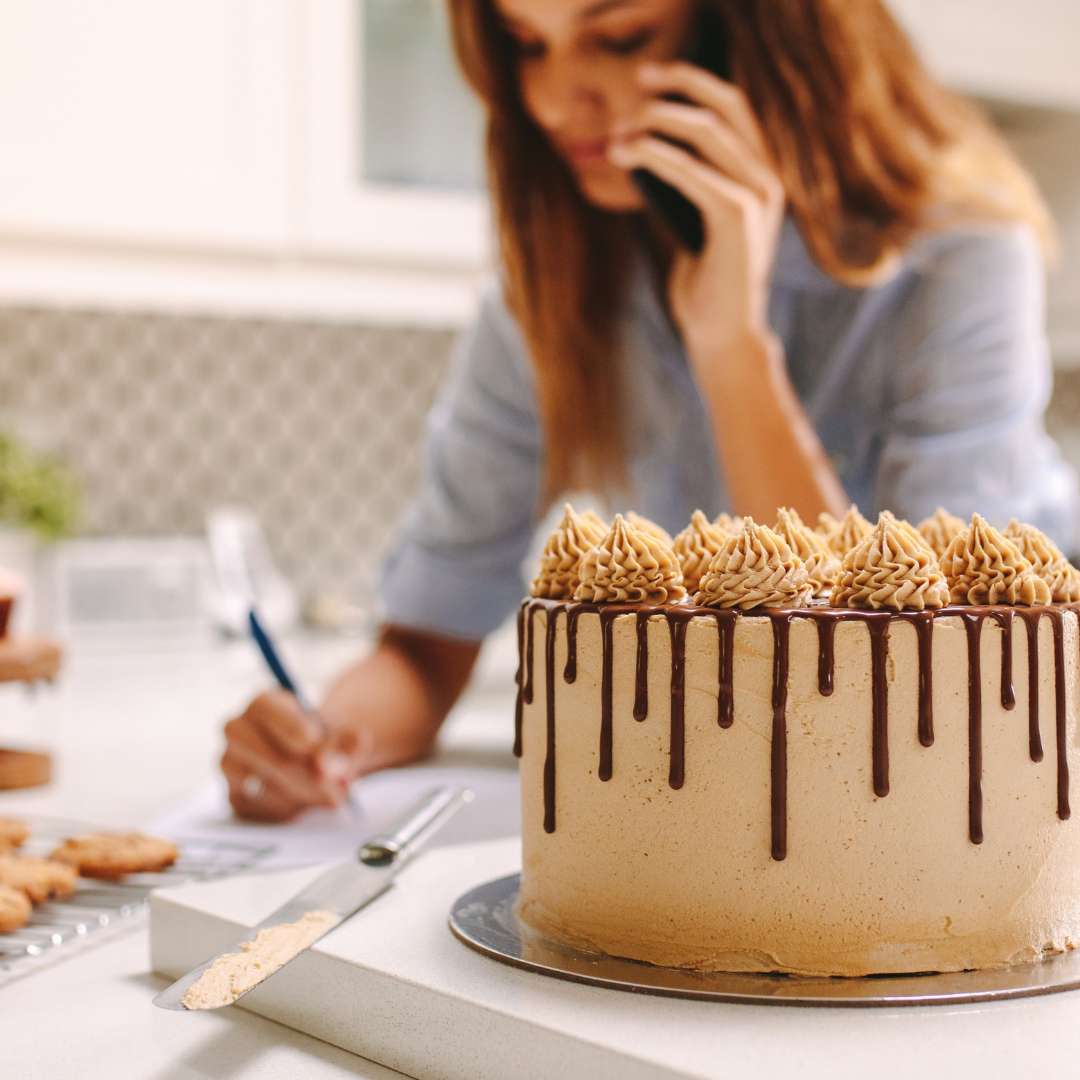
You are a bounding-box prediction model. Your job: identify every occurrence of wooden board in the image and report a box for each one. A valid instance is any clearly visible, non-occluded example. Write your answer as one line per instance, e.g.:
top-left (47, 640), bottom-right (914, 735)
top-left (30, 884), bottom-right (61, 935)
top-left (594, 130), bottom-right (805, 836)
top-left (0, 750), bottom-right (50, 790)
top-left (0, 637), bottom-right (61, 684)
top-left (148, 838), bottom-right (1080, 1080)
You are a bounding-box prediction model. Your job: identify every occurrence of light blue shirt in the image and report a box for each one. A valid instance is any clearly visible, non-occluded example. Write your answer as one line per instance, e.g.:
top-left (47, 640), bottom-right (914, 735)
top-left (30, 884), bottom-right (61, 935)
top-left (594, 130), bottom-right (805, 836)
top-left (382, 219), bottom-right (1078, 639)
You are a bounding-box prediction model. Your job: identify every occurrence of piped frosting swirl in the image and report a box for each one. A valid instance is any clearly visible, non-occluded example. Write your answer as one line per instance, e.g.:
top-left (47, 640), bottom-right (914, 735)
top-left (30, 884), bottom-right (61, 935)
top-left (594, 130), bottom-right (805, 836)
top-left (672, 510), bottom-right (730, 594)
top-left (1003, 518), bottom-right (1080, 603)
top-left (575, 514), bottom-right (686, 604)
top-left (714, 512), bottom-right (744, 535)
top-left (815, 511), bottom-right (839, 544)
top-left (625, 511), bottom-right (673, 547)
top-left (941, 513), bottom-right (1051, 606)
top-left (830, 513), bottom-right (949, 611)
top-left (917, 506), bottom-right (966, 561)
top-left (774, 507), bottom-right (841, 597)
top-left (530, 503), bottom-right (608, 600)
top-left (827, 505), bottom-right (874, 557)
top-left (695, 518), bottom-right (812, 609)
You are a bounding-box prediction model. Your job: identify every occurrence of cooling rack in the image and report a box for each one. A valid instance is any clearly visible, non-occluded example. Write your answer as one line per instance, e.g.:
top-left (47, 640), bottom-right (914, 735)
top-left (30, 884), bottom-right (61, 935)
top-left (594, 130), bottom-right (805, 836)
top-left (0, 814), bottom-right (274, 987)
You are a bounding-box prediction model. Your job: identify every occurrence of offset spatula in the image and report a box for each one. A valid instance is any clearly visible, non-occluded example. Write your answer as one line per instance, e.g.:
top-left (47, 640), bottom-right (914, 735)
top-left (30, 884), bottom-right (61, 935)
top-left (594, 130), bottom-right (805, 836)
top-left (154, 785), bottom-right (471, 1010)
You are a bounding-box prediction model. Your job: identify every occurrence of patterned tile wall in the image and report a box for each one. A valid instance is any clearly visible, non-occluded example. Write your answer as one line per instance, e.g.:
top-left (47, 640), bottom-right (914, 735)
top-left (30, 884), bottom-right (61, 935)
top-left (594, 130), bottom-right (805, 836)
top-left (0, 307), bottom-right (456, 610)
top-left (0, 304), bottom-right (1078, 616)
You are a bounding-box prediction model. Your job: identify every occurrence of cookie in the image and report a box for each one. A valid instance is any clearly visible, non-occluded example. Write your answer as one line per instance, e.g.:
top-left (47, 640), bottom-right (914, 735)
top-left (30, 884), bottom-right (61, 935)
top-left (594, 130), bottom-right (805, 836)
top-left (0, 855), bottom-right (78, 903)
top-left (0, 818), bottom-right (29, 854)
top-left (50, 833), bottom-right (178, 879)
top-left (0, 883), bottom-right (31, 932)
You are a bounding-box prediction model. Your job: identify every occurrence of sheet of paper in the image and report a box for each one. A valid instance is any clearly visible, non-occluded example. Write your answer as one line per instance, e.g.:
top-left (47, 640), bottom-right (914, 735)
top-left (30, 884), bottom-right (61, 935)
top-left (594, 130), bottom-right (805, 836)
top-left (145, 765), bottom-right (521, 871)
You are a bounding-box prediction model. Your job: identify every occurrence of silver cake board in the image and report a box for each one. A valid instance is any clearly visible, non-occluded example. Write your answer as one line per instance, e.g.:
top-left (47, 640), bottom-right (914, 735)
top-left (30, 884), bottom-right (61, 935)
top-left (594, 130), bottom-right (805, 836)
top-left (449, 873), bottom-right (1080, 1008)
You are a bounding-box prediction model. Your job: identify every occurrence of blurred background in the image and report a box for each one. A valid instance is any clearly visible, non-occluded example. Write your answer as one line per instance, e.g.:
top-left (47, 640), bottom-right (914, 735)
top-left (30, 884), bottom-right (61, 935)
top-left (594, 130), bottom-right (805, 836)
top-left (0, 0), bottom-right (1076, 633)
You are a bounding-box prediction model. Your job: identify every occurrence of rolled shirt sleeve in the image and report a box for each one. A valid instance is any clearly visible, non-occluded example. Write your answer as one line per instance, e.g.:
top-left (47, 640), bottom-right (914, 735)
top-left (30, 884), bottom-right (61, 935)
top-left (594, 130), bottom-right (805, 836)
top-left (874, 225), bottom-right (1078, 551)
top-left (379, 282), bottom-right (544, 639)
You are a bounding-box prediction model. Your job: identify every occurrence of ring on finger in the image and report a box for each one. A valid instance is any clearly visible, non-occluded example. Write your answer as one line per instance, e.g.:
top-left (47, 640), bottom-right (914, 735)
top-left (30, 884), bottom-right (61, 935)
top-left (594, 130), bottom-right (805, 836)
top-left (242, 773), bottom-right (265, 800)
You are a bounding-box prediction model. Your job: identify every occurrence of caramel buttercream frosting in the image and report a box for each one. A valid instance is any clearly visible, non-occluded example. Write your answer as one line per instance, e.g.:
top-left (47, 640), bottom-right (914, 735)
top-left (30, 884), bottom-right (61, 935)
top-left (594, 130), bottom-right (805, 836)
top-left (695, 517), bottom-right (812, 609)
top-left (773, 507), bottom-right (841, 597)
top-left (581, 508), bottom-right (609, 533)
top-left (673, 510), bottom-right (730, 594)
top-left (1004, 518), bottom-right (1080, 603)
top-left (182, 910), bottom-right (340, 1010)
top-left (827, 505), bottom-right (874, 557)
top-left (625, 511), bottom-right (673, 547)
top-left (917, 506), bottom-right (966, 561)
top-left (529, 503), bottom-right (608, 600)
top-left (815, 511), bottom-right (839, 543)
top-left (830, 513), bottom-right (949, 611)
top-left (714, 512), bottom-right (744, 534)
top-left (575, 514), bottom-right (686, 604)
top-left (941, 513), bottom-right (1051, 606)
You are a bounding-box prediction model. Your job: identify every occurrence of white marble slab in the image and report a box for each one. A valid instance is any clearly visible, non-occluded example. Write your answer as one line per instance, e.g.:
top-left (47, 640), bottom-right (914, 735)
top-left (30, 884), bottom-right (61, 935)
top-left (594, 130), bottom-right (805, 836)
top-left (150, 836), bottom-right (1080, 1080)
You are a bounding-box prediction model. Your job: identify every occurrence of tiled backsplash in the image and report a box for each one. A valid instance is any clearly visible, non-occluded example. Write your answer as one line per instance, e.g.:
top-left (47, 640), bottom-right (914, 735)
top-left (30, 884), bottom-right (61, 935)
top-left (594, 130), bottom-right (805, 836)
top-left (0, 307), bottom-right (455, 610)
top-left (1, 304), bottom-right (1078, 614)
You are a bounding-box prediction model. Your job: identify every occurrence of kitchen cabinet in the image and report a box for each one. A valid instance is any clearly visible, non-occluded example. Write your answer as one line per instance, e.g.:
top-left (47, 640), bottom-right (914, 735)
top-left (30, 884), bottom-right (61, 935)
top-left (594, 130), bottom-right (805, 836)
top-left (0, 0), bottom-right (1074, 332)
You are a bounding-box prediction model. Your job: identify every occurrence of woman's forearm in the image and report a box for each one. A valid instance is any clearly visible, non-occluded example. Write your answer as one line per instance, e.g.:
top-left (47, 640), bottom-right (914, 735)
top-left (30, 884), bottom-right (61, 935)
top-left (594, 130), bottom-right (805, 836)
top-left (320, 626), bottom-right (481, 774)
top-left (697, 330), bottom-right (848, 524)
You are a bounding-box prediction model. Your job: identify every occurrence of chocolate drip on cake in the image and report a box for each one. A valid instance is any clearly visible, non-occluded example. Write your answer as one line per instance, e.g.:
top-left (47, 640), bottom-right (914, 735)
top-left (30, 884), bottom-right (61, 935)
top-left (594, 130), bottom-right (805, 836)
top-left (513, 605), bottom-right (525, 758)
top-left (521, 598), bottom-right (1077, 851)
top-left (770, 615), bottom-right (792, 861)
top-left (1047, 609), bottom-right (1071, 820)
top-left (960, 611), bottom-right (986, 844)
top-left (543, 608), bottom-right (559, 833)
top-left (633, 610), bottom-right (650, 721)
top-left (992, 610), bottom-right (1016, 713)
top-left (522, 602), bottom-right (538, 706)
top-left (1018, 610), bottom-right (1044, 762)
top-left (563, 606), bottom-right (583, 683)
top-left (667, 611), bottom-right (695, 791)
top-left (866, 614), bottom-right (892, 798)
top-left (1012, 608), bottom-right (1069, 818)
top-left (714, 611), bottom-right (736, 727)
top-left (598, 609), bottom-right (619, 783)
top-left (816, 615), bottom-right (837, 697)
top-left (899, 611), bottom-right (936, 748)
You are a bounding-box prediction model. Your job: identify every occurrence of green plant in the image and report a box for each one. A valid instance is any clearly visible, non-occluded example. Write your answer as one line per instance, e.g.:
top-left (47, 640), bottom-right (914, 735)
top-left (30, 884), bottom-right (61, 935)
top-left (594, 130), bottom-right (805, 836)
top-left (0, 433), bottom-right (79, 542)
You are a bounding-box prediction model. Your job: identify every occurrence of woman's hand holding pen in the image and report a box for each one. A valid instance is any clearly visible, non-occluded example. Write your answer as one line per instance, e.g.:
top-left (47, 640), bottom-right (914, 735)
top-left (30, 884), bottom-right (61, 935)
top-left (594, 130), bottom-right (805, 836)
top-left (222, 691), bottom-right (362, 822)
top-left (223, 627), bottom-right (480, 822)
top-left (608, 60), bottom-right (846, 524)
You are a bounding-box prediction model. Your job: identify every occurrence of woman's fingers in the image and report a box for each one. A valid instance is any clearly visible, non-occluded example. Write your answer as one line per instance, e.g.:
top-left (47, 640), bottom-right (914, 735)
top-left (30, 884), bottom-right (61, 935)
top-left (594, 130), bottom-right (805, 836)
top-left (222, 751), bottom-right (303, 822)
top-left (637, 62), bottom-right (771, 163)
top-left (246, 690), bottom-right (326, 758)
top-left (623, 99), bottom-right (782, 208)
top-left (610, 134), bottom-right (758, 237)
top-left (223, 711), bottom-right (343, 812)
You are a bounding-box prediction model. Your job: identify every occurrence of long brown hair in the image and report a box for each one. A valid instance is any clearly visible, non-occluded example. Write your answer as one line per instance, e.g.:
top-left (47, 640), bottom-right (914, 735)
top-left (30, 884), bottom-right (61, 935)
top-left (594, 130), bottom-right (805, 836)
top-left (449, 0), bottom-right (1051, 502)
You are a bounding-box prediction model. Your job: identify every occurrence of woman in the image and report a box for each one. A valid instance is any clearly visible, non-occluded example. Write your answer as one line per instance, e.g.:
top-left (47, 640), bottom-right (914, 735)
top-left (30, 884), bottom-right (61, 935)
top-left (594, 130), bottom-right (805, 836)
top-left (222, 0), bottom-right (1076, 820)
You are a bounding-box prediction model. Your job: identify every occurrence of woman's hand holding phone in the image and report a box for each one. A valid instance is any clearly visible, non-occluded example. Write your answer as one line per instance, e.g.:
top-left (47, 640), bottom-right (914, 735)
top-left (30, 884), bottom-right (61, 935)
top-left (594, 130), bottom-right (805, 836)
top-left (610, 61), bottom-right (786, 372)
top-left (609, 61), bottom-right (846, 524)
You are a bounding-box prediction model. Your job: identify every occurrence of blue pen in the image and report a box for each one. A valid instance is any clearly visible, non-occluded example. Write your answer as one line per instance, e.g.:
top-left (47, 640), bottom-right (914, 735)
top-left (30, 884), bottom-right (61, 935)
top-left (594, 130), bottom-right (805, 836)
top-left (245, 609), bottom-right (349, 803)
top-left (248, 608), bottom-right (313, 713)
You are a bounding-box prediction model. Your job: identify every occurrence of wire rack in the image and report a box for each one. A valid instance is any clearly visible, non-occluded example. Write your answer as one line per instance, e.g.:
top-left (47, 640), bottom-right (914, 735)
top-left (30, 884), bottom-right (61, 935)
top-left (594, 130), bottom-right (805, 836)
top-left (0, 815), bottom-right (274, 988)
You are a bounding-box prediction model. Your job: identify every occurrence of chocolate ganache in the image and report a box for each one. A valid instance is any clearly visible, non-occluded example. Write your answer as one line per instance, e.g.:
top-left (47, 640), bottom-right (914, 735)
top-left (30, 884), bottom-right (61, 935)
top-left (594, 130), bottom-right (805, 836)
top-left (515, 599), bottom-right (1076, 859)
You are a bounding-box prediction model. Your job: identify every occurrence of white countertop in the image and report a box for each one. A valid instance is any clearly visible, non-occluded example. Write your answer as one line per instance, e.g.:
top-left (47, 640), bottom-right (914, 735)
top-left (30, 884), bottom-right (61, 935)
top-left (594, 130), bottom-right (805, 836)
top-left (0, 625), bottom-right (520, 1079)
top-left (8, 626), bottom-right (1080, 1080)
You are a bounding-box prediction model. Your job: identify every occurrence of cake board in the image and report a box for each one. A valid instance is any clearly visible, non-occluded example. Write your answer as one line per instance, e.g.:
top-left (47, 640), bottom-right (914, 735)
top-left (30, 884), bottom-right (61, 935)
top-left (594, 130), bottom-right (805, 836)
top-left (151, 837), bottom-right (1080, 1080)
top-left (450, 872), bottom-right (1080, 1007)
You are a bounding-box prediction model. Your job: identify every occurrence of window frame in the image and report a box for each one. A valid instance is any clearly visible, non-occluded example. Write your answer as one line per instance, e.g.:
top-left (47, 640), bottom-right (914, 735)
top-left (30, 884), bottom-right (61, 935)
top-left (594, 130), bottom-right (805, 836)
top-left (304, 0), bottom-right (492, 271)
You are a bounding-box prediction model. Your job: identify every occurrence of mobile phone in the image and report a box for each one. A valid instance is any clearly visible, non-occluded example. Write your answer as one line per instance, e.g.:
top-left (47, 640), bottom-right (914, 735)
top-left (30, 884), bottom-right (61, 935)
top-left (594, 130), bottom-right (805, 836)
top-left (631, 6), bottom-right (731, 252)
